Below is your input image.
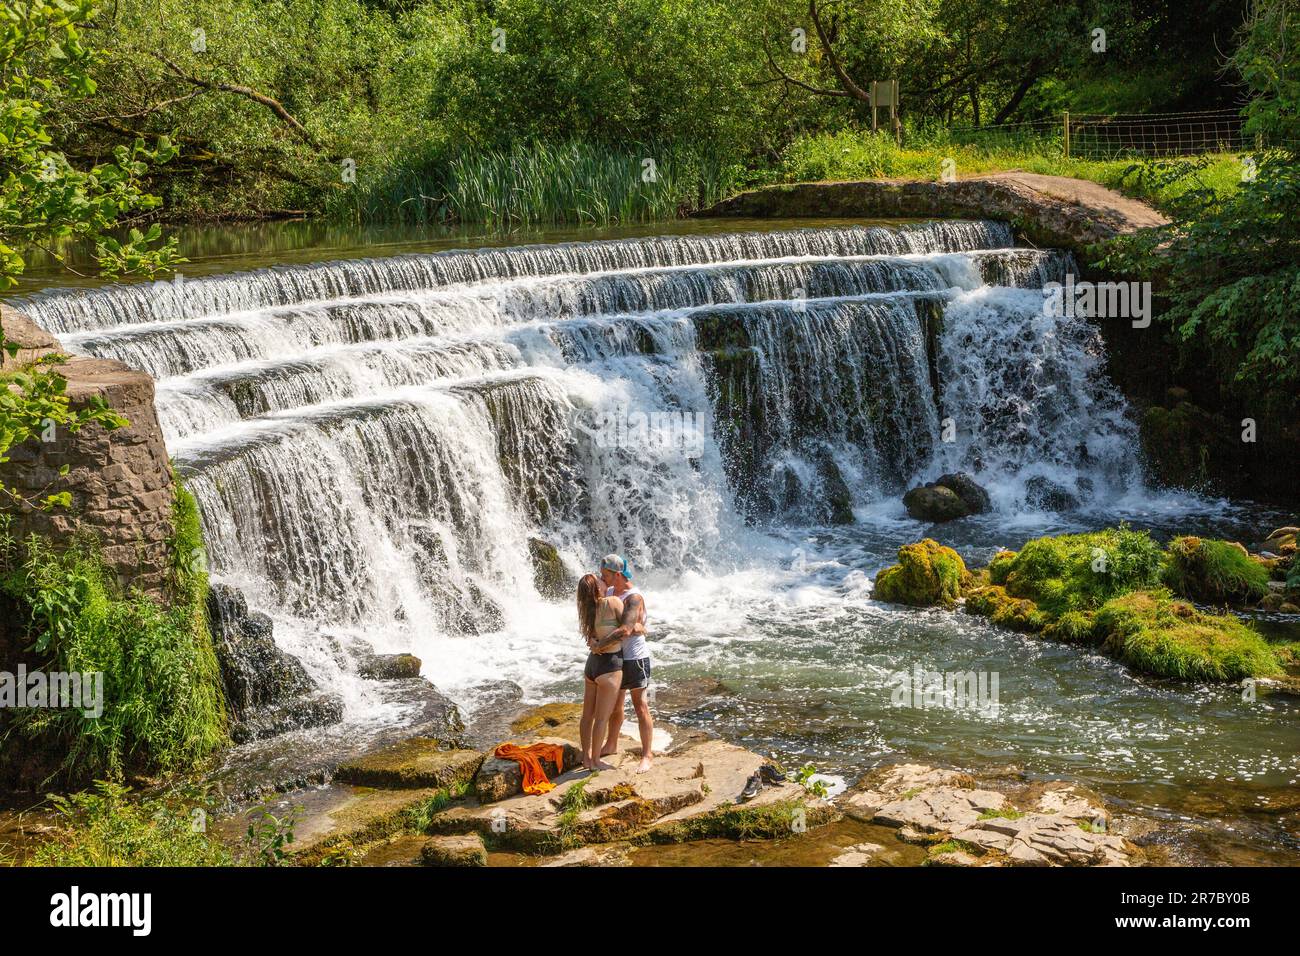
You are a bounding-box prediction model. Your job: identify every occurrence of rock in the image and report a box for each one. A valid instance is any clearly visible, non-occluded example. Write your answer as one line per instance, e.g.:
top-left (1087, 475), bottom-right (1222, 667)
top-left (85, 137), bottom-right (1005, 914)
top-left (510, 702), bottom-right (584, 737)
top-left (232, 692), bottom-right (345, 745)
top-left (207, 584), bottom-right (343, 742)
top-left (420, 834), bottom-right (487, 867)
top-left (1164, 536), bottom-right (1270, 605)
top-left (836, 762), bottom-right (1138, 867)
top-left (539, 844), bottom-right (632, 867)
top-left (903, 483), bottom-right (970, 521)
top-left (1024, 476), bottom-right (1079, 511)
top-left (335, 738), bottom-right (484, 790)
top-left (933, 472), bottom-right (992, 514)
top-left (873, 539), bottom-right (968, 607)
top-left (474, 736), bottom-right (583, 804)
top-left (435, 733), bottom-right (837, 851)
top-left (817, 457), bottom-right (856, 525)
top-left (829, 842), bottom-right (884, 866)
top-left (357, 653), bottom-right (423, 680)
top-left (528, 537), bottom-right (574, 601)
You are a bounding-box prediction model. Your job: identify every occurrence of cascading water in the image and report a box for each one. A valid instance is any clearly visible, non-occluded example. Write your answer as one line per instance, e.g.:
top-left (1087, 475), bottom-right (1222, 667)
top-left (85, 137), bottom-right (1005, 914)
top-left (13, 220), bottom-right (1141, 730)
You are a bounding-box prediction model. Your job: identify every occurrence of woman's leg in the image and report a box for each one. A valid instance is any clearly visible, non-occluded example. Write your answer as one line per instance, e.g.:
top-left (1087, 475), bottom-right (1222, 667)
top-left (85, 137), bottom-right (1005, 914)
top-left (580, 676), bottom-right (598, 769)
top-left (601, 689), bottom-right (626, 757)
top-left (590, 673), bottom-right (623, 770)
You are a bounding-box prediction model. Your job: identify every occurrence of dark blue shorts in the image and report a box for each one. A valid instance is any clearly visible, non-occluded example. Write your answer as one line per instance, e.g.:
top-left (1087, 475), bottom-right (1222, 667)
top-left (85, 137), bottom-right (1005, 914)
top-left (622, 657), bottom-right (651, 690)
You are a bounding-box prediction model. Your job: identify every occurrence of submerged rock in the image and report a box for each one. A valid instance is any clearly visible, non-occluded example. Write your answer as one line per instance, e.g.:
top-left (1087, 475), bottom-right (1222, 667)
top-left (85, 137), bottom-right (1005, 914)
top-left (420, 834), bottom-right (487, 867)
top-left (357, 653), bottom-right (423, 680)
top-left (873, 539), bottom-right (968, 607)
top-left (1023, 475), bottom-right (1079, 511)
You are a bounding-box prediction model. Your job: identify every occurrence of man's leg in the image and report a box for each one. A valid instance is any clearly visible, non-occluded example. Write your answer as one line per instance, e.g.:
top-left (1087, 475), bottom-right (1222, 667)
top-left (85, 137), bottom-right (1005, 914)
top-left (630, 687), bottom-right (654, 773)
top-left (601, 689), bottom-right (626, 757)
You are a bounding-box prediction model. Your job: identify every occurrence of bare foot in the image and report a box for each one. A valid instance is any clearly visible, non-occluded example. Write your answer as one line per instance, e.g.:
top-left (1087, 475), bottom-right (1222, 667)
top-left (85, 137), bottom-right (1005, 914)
top-left (592, 759), bottom-right (615, 771)
top-left (637, 756), bottom-right (653, 773)
top-left (599, 747), bottom-right (618, 757)
top-left (581, 759), bottom-right (595, 771)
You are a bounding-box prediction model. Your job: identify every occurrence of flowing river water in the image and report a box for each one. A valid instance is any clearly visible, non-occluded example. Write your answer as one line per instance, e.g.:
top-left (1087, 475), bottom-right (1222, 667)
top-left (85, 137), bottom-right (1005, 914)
top-left (11, 218), bottom-right (1299, 864)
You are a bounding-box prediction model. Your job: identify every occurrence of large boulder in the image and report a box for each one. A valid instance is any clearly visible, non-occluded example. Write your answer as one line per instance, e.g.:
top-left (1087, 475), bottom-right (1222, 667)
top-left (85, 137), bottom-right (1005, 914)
top-left (902, 473), bottom-right (991, 522)
top-left (903, 484), bottom-right (969, 522)
top-left (1024, 476), bottom-right (1079, 511)
top-left (474, 736), bottom-right (583, 803)
top-left (357, 653), bottom-right (422, 680)
top-left (874, 539), bottom-right (968, 607)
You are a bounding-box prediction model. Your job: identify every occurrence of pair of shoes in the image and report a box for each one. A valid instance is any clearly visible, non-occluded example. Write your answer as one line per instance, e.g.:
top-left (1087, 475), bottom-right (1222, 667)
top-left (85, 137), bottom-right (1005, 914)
top-left (740, 762), bottom-right (788, 801)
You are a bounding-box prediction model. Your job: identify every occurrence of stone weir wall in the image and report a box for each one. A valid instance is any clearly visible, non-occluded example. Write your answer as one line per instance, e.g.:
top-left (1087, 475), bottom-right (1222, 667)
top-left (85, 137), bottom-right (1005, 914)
top-left (1, 303), bottom-right (175, 599)
top-left (699, 172), bottom-right (1169, 253)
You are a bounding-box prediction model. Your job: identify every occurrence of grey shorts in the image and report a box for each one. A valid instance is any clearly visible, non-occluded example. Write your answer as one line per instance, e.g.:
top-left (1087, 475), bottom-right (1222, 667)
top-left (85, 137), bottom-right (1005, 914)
top-left (621, 657), bottom-right (651, 690)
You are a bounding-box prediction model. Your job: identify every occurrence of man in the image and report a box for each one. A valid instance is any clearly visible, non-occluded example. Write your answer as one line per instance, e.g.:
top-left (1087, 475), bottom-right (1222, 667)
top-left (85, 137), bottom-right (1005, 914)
top-left (590, 553), bottom-right (654, 772)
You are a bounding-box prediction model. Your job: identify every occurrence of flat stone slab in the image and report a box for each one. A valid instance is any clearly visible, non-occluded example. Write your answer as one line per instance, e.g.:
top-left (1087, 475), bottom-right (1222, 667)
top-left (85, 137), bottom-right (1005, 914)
top-left (835, 762), bottom-right (1138, 867)
top-left (335, 738), bottom-right (483, 790)
top-left (421, 834), bottom-right (487, 867)
top-left (435, 734), bottom-right (835, 852)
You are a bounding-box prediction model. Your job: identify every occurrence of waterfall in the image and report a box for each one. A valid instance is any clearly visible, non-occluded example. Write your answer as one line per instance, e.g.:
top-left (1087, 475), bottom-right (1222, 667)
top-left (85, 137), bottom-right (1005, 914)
top-left (13, 219), bottom-right (1141, 726)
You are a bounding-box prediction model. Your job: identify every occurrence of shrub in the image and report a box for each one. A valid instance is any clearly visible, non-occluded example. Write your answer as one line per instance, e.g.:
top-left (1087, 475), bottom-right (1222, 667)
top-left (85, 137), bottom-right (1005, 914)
top-left (27, 781), bottom-right (233, 867)
top-left (0, 486), bottom-right (227, 784)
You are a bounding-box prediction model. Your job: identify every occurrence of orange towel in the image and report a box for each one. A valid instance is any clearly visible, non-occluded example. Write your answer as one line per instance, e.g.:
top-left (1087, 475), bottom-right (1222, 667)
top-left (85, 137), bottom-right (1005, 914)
top-left (494, 742), bottom-right (568, 795)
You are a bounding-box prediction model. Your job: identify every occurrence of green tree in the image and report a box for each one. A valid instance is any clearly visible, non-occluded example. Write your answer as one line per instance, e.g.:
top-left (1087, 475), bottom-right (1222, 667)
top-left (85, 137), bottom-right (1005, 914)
top-left (2, 1), bottom-right (181, 509)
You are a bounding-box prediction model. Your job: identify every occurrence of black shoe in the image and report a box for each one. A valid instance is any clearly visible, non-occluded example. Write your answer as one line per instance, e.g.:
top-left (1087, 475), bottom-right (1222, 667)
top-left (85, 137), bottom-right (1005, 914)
top-left (740, 771), bottom-right (763, 801)
top-left (758, 763), bottom-right (786, 786)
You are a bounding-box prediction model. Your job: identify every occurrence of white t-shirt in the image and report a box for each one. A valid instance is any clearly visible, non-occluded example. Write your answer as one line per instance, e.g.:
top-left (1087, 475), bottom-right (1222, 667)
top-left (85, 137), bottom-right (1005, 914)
top-left (606, 585), bottom-right (650, 662)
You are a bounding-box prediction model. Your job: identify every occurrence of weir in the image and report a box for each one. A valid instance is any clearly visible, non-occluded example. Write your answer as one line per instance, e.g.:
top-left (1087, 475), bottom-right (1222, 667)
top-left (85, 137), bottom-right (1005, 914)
top-left (14, 220), bottom-right (1141, 730)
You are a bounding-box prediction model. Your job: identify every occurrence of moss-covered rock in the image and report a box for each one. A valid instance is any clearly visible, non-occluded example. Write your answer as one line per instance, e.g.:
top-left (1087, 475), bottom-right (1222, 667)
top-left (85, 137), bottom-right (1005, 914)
top-left (964, 586), bottom-right (1049, 632)
top-left (334, 738), bottom-right (483, 790)
top-left (528, 537), bottom-right (574, 601)
top-left (903, 484), bottom-right (970, 522)
top-left (1042, 610), bottom-right (1096, 642)
top-left (1163, 536), bottom-right (1271, 606)
top-left (997, 526), bottom-right (1165, 615)
top-left (987, 550), bottom-right (1018, 585)
top-left (1094, 590), bottom-right (1283, 681)
top-left (874, 539), bottom-right (968, 607)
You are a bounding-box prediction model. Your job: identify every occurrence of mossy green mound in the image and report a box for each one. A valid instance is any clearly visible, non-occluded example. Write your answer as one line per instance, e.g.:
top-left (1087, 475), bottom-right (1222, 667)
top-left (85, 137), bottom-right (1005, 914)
top-left (964, 586), bottom-right (1048, 632)
top-left (995, 525), bottom-right (1165, 615)
top-left (1163, 536), bottom-right (1271, 605)
top-left (874, 539), bottom-right (967, 607)
top-left (1094, 590), bottom-right (1282, 681)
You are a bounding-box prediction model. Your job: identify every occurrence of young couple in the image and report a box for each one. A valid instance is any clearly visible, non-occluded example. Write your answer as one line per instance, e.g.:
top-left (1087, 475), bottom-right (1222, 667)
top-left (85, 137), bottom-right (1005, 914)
top-left (576, 553), bottom-right (654, 773)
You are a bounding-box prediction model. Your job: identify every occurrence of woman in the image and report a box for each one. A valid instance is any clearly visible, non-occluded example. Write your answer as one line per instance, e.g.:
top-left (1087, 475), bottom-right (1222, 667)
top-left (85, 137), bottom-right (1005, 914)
top-left (577, 572), bottom-right (624, 771)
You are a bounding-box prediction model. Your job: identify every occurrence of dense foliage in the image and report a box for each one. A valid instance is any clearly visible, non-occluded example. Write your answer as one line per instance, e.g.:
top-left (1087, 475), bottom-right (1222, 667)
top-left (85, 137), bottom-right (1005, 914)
top-left (27, 0), bottom-right (1256, 225)
top-left (0, 486), bottom-right (228, 785)
top-left (1101, 0), bottom-right (1299, 410)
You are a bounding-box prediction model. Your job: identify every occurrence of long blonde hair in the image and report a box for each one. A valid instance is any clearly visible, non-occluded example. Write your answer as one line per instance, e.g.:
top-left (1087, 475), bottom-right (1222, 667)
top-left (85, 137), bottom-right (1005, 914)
top-left (577, 573), bottom-right (602, 643)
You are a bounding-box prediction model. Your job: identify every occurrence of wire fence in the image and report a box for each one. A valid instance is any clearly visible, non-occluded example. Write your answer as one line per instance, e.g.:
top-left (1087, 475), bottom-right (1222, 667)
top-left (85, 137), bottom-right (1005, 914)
top-left (943, 109), bottom-right (1295, 160)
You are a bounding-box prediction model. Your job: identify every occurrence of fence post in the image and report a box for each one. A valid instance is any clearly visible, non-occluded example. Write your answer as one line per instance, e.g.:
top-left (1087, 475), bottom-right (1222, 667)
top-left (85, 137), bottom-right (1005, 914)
top-left (1063, 111), bottom-right (1070, 159)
